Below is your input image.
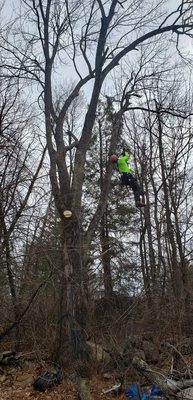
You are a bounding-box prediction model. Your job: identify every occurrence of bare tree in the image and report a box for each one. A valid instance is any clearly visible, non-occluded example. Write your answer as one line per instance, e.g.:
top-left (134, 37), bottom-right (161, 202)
top-left (0, 77), bottom-right (48, 347)
top-left (1, 0), bottom-right (193, 359)
top-left (124, 67), bottom-right (193, 330)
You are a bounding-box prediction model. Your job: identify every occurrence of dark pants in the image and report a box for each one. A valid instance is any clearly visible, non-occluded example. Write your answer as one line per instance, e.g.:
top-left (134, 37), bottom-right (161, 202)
top-left (121, 173), bottom-right (142, 205)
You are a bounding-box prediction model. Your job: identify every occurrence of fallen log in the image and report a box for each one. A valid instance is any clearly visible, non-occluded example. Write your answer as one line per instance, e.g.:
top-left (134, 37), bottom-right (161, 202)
top-left (177, 387), bottom-right (193, 400)
top-left (132, 357), bottom-right (193, 399)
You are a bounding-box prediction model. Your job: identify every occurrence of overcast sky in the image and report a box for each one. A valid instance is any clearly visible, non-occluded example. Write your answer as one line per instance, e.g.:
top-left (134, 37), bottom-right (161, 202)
top-left (2, 0), bottom-right (192, 76)
top-left (1, 0), bottom-right (190, 24)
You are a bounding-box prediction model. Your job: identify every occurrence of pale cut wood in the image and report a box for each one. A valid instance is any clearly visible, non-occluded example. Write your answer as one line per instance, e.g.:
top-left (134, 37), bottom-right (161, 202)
top-left (79, 378), bottom-right (93, 400)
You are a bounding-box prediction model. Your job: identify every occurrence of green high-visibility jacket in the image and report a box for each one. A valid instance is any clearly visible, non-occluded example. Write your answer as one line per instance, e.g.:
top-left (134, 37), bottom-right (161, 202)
top-left (117, 152), bottom-right (132, 173)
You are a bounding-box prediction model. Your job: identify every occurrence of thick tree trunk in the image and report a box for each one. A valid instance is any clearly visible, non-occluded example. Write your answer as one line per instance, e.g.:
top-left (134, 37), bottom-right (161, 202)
top-left (62, 215), bottom-right (87, 361)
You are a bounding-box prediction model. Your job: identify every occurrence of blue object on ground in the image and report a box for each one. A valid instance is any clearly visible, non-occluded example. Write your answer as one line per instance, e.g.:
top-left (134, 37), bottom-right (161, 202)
top-left (150, 385), bottom-right (163, 396)
top-left (125, 384), bottom-right (164, 400)
top-left (125, 384), bottom-right (141, 400)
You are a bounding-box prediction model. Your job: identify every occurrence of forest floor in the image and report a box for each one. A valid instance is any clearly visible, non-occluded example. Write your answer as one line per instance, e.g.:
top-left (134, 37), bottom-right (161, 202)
top-left (0, 361), bottom-right (127, 400)
top-left (1, 344), bottom-right (192, 400)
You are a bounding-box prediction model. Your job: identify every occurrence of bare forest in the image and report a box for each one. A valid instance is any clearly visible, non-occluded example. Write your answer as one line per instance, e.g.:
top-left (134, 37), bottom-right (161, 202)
top-left (1, 0), bottom-right (193, 399)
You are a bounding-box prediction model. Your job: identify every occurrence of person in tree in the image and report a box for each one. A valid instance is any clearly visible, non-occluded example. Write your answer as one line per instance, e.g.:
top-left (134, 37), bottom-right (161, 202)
top-left (110, 149), bottom-right (145, 208)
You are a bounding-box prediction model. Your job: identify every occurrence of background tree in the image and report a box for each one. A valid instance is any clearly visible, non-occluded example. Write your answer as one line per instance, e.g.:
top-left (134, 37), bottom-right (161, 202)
top-left (0, 76), bottom-right (49, 348)
top-left (124, 68), bottom-right (193, 331)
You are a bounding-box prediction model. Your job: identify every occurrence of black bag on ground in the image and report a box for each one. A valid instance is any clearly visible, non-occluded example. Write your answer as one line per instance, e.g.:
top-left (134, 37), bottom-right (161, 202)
top-left (33, 365), bottom-right (63, 391)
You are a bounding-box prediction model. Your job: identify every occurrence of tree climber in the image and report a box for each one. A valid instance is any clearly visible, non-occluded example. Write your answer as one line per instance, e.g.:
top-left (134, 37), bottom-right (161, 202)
top-left (110, 149), bottom-right (145, 208)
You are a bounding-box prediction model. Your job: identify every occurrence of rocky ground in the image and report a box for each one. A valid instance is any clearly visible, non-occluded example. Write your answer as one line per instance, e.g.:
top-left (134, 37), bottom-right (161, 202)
top-left (1, 335), bottom-right (193, 400)
top-left (0, 362), bottom-right (126, 400)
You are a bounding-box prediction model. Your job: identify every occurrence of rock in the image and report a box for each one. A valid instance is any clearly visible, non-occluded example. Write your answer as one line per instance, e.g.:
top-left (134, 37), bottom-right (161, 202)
top-left (142, 340), bottom-right (159, 364)
top-left (14, 372), bottom-right (35, 388)
top-left (0, 375), bottom-right (6, 383)
top-left (103, 373), bottom-right (113, 380)
top-left (86, 341), bottom-right (111, 363)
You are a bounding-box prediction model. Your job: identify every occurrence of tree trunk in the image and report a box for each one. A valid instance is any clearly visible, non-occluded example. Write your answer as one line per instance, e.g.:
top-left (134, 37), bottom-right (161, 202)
top-left (156, 106), bottom-right (184, 301)
top-left (100, 212), bottom-right (113, 297)
top-left (62, 215), bottom-right (87, 360)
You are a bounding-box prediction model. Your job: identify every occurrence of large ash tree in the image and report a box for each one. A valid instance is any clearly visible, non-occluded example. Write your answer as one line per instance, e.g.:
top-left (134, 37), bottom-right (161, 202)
top-left (1, 0), bottom-right (193, 360)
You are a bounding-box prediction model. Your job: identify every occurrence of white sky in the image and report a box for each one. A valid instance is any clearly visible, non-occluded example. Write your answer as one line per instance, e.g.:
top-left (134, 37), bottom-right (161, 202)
top-left (1, 0), bottom-right (192, 101)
